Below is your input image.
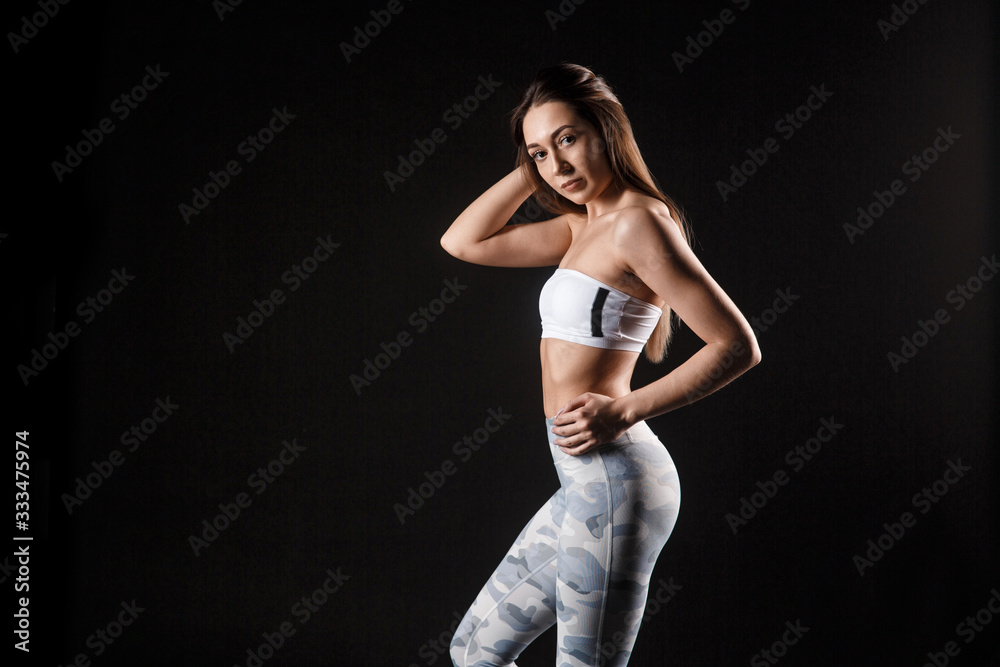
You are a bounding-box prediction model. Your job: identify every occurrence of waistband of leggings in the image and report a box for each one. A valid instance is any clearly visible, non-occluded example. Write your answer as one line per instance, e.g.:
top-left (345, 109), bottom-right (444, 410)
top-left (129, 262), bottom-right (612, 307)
top-left (544, 416), bottom-right (656, 447)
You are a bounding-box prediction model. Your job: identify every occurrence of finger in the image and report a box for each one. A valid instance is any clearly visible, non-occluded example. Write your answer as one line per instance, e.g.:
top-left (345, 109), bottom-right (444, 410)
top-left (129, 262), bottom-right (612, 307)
top-left (554, 430), bottom-right (591, 450)
top-left (552, 431), bottom-right (580, 447)
top-left (553, 422), bottom-right (586, 440)
top-left (552, 434), bottom-right (571, 447)
top-left (554, 394), bottom-right (590, 422)
top-left (552, 411), bottom-right (580, 427)
top-left (550, 421), bottom-right (576, 438)
top-left (561, 440), bottom-right (594, 456)
top-left (554, 407), bottom-right (590, 429)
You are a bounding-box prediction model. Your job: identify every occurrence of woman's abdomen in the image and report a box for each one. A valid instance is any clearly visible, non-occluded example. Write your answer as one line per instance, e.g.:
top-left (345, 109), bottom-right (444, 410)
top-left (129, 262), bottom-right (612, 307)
top-left (540, 338), bottom-right (640, 417)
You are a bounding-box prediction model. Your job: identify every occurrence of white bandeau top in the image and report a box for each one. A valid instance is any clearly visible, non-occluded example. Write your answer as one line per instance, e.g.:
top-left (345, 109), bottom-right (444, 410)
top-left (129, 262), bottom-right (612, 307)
top-left (539, 268), bottom-right (662, 352)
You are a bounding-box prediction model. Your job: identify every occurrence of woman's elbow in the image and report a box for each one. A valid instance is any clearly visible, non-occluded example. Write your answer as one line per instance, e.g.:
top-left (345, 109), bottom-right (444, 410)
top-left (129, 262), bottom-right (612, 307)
top-left (742, 332), bottom-right (762, 369)
top-left (441, 230), bottom-right (487, 263)
top-left (723, 329), bottom-right (761, 374)
top-left (440, 231), bottom-right (466, 260)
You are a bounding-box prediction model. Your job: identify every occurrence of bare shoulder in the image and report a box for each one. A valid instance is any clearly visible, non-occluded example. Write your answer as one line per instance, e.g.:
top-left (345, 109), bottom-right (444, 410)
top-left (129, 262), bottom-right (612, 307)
top-left (613, 200), bottom-right (681, 234)
top-left (610, 202), bottom-right (688, 272)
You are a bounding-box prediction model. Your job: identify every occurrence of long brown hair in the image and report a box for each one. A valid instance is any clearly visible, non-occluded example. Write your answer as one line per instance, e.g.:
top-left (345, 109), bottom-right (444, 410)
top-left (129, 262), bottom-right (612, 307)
top-left (510, 63), bottom-right (690, 363)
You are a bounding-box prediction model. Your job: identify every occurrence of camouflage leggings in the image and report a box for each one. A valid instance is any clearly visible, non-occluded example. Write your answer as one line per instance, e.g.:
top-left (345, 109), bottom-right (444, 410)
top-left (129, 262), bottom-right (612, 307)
top-left (450, 418), bottom-right (681, 667)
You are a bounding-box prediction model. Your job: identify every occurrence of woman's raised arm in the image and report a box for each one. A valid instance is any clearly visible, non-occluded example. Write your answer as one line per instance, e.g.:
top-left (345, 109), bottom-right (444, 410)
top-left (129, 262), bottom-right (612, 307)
top-left (440, 164), bottom-right (576, 268)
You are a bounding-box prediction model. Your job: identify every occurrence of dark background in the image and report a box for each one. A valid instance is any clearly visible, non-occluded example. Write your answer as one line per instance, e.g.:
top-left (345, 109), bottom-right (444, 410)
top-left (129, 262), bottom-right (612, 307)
top-left (7, 0), bottom-right (998, 665)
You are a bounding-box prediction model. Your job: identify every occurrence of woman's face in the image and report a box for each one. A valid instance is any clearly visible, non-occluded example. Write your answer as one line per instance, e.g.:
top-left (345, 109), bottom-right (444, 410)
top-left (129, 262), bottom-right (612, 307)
top-left (522, 101), bottom-right (613, 206)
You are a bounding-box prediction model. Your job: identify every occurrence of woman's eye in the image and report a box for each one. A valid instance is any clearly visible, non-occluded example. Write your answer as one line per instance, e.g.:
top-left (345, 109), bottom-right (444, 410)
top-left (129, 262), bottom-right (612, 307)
top-left (531, 150), bottom-right (546, 161)
top-left (559, 135), bottom-right (575, 146)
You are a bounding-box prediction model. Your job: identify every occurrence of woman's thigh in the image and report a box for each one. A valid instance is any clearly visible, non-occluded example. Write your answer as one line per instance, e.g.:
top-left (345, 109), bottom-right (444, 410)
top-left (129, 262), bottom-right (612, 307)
top-left (553, 432), bottom-right (681, 666)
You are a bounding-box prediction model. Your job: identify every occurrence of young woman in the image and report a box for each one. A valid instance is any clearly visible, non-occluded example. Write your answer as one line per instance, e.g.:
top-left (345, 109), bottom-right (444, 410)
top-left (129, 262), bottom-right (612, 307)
top-left (441, 63), bottom-right (761, 667)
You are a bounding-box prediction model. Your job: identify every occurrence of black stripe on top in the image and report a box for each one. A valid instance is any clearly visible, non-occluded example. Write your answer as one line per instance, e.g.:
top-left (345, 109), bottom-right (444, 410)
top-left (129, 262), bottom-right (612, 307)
top-left (590, 287), bottom-right (610, 337)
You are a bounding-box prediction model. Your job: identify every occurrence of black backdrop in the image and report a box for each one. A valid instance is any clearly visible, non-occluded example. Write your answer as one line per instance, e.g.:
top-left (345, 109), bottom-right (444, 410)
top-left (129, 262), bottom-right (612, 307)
top-left (8, 0), bottom-right (999, 665)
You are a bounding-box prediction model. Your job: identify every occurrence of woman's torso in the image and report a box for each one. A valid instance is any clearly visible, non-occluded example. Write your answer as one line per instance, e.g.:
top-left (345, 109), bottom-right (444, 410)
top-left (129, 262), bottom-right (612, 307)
top-left (540, 204), bottom-right (667, 418)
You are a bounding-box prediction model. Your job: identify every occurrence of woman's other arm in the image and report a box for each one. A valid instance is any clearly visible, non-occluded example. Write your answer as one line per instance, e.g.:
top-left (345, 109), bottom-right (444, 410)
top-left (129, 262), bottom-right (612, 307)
top-left (441, 164), bottom-right (577, 267)
top-left (551, 207), bottom-right (761, 453)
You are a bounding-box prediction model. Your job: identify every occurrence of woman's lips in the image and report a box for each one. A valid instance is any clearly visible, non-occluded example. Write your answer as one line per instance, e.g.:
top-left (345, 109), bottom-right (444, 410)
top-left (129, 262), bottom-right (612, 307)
top-left (561, 177), bottom-right (583, 191)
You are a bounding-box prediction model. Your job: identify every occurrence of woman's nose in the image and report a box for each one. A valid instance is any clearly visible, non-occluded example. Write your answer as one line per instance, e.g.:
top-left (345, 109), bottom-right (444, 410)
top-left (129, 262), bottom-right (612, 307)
top-left (552, 156), bottom-right (571, 177)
